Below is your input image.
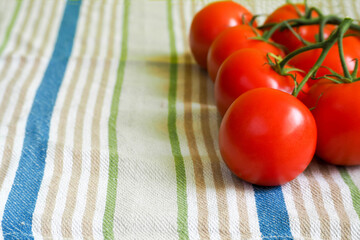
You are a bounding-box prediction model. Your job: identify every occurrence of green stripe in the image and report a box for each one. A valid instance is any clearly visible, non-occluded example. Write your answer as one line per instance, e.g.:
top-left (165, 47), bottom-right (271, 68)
top-left (166, 0), bottom-right (189, 239)
top-left (339, 167), bottom-right (360, 219)
top-left (0, 0), bottom-right (22, 55)
top-left (103, 0), bottom-right (130, 239)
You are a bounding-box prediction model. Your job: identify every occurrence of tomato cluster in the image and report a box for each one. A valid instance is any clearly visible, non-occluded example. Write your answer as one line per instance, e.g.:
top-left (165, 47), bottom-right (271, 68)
top-left (189, 1), bottom-right (360, 186)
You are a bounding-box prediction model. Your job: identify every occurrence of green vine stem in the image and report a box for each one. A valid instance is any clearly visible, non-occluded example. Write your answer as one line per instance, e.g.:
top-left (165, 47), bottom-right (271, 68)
top-left (351, 59), bottom-right (359, 79)
top-left (317, 16), bottom-right (329, 42)
top-left (277, 18), bottom-right (353, 97)
top-left (337, 20), bottom-right (352, 79)
top-left (261, 15), bottom-right (360, 41)
top-left (304, 6), bottom-right (323, 18)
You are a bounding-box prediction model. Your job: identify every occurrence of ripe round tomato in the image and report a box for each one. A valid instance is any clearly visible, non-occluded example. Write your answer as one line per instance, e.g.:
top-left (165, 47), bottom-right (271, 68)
top-left (219, 88), bottom-right (317, 186)
top-left (301, 78), bottom-right (336, 109)
top-left (288, 36), bottom-right (360, 85)
top-left (189, 1), bottom-right (255, 69)
top-left (207, 25), bottom-right (283, 81)
top-left (264, 3), bottom-right (336, 53)
top-left (215, 48), bottom-right (306, 116)
top-left (312, 81), bottom-right (360, 165)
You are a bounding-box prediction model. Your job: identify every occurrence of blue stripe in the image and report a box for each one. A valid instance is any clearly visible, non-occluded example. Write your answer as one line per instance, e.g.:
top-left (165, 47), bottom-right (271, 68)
top-left (2, 1), bottom-right (82, 239)
top-left (253, 185), bottom-right (293, 239)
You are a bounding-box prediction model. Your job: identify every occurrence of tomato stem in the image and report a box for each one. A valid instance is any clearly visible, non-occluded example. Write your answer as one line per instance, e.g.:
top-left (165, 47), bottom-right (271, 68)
top-left (317, 16), bottom-right (330, 42)
top-left (277, 18), bottom-right (353, 97)
top-left (262, 20), bottom-right (290, 40)
top-left (284, 21), bottom-right (311, 46)
top-left (260, 15), bottom-right (360, 41)
top-left (292, 2), bottom-right (304, 18)
top-left (337, 22), bottom-right (352, 79)
top-left (305, 6), bottom-right (323, 19)
top-left (304, 0), bottom-right (309, 17)
top-left (351, 59), bottom-right (359, 79)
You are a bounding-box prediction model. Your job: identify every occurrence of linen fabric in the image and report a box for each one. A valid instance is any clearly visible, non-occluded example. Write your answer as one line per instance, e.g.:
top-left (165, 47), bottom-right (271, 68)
top-left (0, 0), bottom-right (359, 239)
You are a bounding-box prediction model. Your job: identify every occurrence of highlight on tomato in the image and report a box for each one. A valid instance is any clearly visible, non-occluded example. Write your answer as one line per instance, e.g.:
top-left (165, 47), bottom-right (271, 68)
top-left (214, 48), bottom-right (306, 116)
top-left (189, 1), bottom-right (255, 69)
top-left (219, 88), bottom-right (317, 186)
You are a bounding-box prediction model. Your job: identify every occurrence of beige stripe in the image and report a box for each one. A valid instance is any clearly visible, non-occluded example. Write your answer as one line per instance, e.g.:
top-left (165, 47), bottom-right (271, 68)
top-left (0, 56), bottom-right (12, 85)
top-left (41, 1), bottom-right (94, 238)
top-left (60, 108), bottom-right (87, 238)
top-left (62, 48), bottom-right (98, 239)
top-left (179, 1), bottom-right (210, 239)
top-left (8, 0), bottom-right (34, 55)
top-left (231, 176), bottom-right (252, 238)
top-left (61, 0), bottom-right (104, 237)
top-left (289, 178), bottom-right (311, 238)
top-left (81, 0), bottom-right (115, 237)
top-left (0, 57), bottom-right (26, 188)
top-left (0, 0), bottom-right (34, 122)
top-left (195, 0), bottom-right (234, 233)
top-left (213, 76), bottom-right (252, 238)
top-left (0, 1), bottom-right (34, 89)
top-left (81, 61), bottom-right (110, 236)
top-left (316, 160), bottom-right (351, 240)
top-left (184, 41), bottom-right (210, 240)
top-left (0, 0), bottom-right (48, 190)
top-left (0, 57), bottom-right (26, 126)
top-left (199, 56), bottom-right (231, 239)
top-left (303, 165), bottom-right (331, 239)
top-left (40, 60), bottom-right (83, 236)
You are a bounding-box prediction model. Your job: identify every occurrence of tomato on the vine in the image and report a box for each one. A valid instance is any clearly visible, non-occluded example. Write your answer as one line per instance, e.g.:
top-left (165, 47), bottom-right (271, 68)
top-left (264, 3), bottom-right (336, 53)
top-left (189, 1), bottom-right (255, 69)
top-left (219, 88), bottom-right (317, 186)
top-left (215, 48), bottom-right (306, 116)
top-left (207, 25), bottom-right (283, 81)
top-left (301, 79), bottom-right (336, 109)
top-left (288, 36), bottom-right (360, 85)
top-left (312, 81), bottom-right (360, 165)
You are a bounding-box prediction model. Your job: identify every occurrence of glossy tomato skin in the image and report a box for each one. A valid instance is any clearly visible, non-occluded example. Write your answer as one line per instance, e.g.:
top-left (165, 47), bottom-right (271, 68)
top-left (189, 1), bottom-right (255, 69)
top-left (215, 48), bottom-right (304, 116)
top-left (207, 25), bottom-right (283, 81)
top-left (312, 81), bottom-right (360, 165)
top-left (288, 36), bottom-right (360, 86)
top-left (219, 88), bottom-right (317, 186)
top-left (264, 3), bottom-right (335, 53)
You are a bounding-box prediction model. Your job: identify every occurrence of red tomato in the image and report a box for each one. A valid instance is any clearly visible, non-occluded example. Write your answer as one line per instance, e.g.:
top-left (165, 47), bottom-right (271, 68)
top-left (207, 25), bottom-right (283, 81)
top-left (189, 1), bottom-right (255, 69)
top-left (301, 78), bottom-right (336, 109)
top-left (219, 88), bottom-right (317, 186)
top-left (215, 48), bottom-right (306, 116)
top-left (264, 3), bottom-right (336, 53)
top-left (312, 81), bottom-right (360, 165)
top-left (288, 36), bottom-right (360, 85)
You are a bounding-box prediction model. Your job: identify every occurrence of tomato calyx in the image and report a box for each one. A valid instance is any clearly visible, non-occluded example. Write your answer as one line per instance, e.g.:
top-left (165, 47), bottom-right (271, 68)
top-left (317, 64), bottom-right (357, 84)
top-left (266, 53), bottom-right (303, 82)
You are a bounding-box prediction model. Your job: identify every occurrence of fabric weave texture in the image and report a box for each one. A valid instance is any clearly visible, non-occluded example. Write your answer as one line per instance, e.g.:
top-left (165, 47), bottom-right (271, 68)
top-left (0, 0), bottom-right (359, 239)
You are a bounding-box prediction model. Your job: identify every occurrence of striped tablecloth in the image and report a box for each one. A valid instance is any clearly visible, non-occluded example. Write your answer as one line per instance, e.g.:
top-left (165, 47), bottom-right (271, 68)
top-left (0, 0), bottom-right (359, 239)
